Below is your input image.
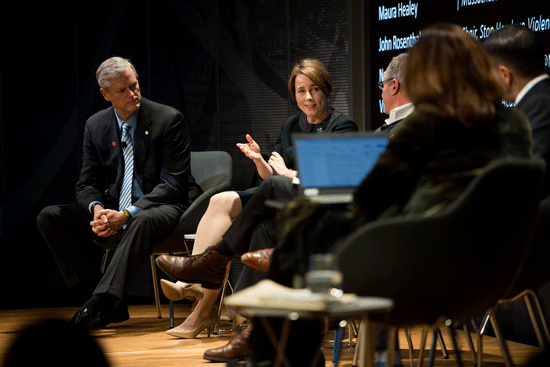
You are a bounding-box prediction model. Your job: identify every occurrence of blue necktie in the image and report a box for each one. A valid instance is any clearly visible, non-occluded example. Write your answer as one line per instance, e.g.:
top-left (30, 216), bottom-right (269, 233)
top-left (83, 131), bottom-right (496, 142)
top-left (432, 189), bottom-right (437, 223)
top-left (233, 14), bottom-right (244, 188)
top-left (119, 123), bottom-right (134, 211)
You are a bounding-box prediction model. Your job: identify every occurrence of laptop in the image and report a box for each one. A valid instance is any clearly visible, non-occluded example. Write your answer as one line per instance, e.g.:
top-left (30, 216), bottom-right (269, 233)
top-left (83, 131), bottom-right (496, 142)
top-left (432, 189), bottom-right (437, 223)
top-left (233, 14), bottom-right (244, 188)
top-left (292, 132), bottom-right (390, 204)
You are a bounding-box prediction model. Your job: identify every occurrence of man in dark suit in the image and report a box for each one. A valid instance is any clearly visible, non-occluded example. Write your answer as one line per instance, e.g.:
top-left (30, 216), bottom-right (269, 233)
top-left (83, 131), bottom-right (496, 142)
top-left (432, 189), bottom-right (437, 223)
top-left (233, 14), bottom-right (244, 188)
top-left (484, 25), bottom-right (550, 195)
top-left (37, 57), bottom-right (200, 330)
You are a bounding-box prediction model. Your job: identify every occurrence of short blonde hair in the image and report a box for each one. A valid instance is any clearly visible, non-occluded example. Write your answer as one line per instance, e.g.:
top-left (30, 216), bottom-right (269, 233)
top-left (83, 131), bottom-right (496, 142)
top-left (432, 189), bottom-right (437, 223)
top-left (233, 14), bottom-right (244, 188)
top-left (288, 58), bottom-right (332, 100)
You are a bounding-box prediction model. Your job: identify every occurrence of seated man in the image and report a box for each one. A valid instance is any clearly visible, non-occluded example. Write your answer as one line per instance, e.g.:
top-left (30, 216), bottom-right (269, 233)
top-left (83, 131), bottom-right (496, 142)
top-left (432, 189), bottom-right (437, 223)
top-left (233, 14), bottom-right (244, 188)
top-left (483, 24), bottom-right (550, 196)
top-left (37, 57), bottom-right (200, 330)
top-left (375, 53), bottom-right (414, 133)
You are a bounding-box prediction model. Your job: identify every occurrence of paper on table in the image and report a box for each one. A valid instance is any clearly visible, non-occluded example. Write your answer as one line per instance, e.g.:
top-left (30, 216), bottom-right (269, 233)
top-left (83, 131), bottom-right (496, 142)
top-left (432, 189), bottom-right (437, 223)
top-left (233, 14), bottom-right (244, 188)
top-left (224, 279), bottom-right (357, 312)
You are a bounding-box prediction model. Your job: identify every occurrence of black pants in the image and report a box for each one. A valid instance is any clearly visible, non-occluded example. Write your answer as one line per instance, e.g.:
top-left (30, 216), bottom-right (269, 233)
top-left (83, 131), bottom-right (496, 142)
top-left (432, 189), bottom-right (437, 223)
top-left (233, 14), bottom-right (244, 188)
top-left (221, 175), bottom-right (298, 292)
top-left (251, 205), bottom-right (362, 367)
top-left (37, 203), bottom-right (182, 299)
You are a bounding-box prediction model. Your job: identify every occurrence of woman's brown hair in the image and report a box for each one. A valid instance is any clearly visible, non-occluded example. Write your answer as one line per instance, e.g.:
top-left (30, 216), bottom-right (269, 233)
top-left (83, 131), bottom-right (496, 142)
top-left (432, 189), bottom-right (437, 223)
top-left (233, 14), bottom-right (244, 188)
top-left (404, 23), bottom-right (504, 127)
top-left (287, 58), bottom-right (332, 101)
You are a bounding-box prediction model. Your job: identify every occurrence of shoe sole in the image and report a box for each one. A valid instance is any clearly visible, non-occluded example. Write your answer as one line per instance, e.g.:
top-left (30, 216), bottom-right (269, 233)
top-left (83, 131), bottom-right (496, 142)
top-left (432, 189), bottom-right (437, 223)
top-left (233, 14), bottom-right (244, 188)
top-left (155, 259), bottom-right (223, 290)
top-left (160, 280), bottom-right (204, 301)
top-left (92, 311), bottom-right (130, 329)
top-left (203, 355), bottom-right (249, 362)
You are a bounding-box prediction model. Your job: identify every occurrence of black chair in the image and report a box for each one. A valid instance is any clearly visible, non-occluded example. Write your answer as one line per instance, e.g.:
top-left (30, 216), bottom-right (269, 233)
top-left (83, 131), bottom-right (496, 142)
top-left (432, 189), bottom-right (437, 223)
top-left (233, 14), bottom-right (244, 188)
top-left (475, 194), bottom-right (550, 367)
top-left (100, 151), bottom-right (233, 322)
top-left (334, 157), bottom-right (546, 367)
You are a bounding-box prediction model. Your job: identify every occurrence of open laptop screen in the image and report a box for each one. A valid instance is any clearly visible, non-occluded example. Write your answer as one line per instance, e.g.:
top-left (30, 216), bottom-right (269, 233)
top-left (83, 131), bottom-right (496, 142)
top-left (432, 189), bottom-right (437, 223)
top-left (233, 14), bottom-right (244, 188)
top-left (293, 132), bottom-right (389, 191)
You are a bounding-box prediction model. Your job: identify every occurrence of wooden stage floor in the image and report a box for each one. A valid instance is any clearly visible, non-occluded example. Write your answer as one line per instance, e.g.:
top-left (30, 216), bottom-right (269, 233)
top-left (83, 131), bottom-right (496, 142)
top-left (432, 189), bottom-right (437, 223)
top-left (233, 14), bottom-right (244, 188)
top-left (0, 303), bottom-right (542, 366)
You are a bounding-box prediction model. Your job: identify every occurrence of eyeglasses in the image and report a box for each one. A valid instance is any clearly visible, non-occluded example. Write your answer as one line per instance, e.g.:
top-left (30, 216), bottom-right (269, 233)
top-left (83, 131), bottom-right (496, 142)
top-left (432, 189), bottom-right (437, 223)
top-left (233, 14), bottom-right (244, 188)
top-left (377, 78), bottom-right (394, 90)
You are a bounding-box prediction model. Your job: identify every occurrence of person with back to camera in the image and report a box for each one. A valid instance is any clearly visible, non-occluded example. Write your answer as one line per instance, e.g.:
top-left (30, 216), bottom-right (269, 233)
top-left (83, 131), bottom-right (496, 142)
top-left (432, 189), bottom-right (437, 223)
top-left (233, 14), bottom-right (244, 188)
top-left (156, 58), bottom-right (357, 360)
top-left (250, 22), bottom-right (534, 367)
top-left (483, 24), bottom-right (550, 195)
top-left (36, 57), bottom-right (200, 331)
top-left (3, 319), bottom-right (111, 367)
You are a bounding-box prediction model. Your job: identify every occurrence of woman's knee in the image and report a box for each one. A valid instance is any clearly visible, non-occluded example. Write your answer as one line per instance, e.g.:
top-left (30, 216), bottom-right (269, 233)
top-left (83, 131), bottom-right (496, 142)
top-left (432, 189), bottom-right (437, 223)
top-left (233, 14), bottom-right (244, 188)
top-left (208, 191), bottom-right (242, 216)
top-left (258, 175), bottom-right (294, 199)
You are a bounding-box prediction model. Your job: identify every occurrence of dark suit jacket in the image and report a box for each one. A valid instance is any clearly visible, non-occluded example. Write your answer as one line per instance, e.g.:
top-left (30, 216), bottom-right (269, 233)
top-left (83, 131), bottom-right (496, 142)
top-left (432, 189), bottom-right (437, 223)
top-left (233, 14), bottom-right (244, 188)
top-left (75, 97), bottom-right (200, 213)
top-left (516, 77), bottom-right (550, 193)
top-left (375, 119), bottom-right (401, 133)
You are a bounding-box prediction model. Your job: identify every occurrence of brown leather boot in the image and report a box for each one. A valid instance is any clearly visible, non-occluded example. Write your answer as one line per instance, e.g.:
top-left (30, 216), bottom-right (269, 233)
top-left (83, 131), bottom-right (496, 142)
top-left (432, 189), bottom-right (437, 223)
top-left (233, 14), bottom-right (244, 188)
top-left (155, 246), bottom-right (232, 289)
top-left (203, 322), bottom-right (253, 362)
top-left (240, 248), bottom-right (274, 272)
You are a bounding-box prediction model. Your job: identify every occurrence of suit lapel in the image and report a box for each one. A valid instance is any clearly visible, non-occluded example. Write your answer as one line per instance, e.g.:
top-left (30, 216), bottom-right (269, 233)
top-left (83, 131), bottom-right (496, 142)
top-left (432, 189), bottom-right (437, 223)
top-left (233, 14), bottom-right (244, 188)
top-left (104, 107), bottom-right (124, 164)
top-left (134, 98), bottom-right (152, 181)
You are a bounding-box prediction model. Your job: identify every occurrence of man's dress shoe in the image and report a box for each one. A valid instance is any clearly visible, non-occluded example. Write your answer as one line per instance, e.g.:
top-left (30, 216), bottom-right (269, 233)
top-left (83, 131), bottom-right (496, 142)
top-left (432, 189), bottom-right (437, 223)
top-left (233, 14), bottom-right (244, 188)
top-left (92, 301), bottom-right (130, 329)
top-left (155, 245), bottom-right (232, 289)
top-left (203, 322), bottom-right (253, 362)
top-left (241, 248), bottom-right (274, 272)
top-left (70, 308), bottom-right (94, 331)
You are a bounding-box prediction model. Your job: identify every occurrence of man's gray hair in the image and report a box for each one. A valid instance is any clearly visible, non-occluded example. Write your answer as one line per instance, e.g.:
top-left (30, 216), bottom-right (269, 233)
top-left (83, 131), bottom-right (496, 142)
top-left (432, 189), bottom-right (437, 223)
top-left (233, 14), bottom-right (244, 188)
top-left (96, 57), bottom-right (138, 90)
top-left (386, 53), bottom-right (408, 85)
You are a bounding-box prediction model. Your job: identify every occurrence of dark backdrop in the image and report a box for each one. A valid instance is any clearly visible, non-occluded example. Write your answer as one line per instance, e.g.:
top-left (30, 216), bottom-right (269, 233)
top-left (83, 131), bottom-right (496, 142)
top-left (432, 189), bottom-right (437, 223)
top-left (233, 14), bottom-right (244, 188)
top-left (367, 0), bottom-right (550, 128)
top-left (0, 0), bottom-right (352, 308)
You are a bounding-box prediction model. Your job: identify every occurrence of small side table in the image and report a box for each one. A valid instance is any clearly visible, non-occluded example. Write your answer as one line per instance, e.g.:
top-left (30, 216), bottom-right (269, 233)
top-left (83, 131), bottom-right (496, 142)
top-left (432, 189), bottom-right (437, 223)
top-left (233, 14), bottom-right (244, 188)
top-left (225, 279), bottom-right (393, 367)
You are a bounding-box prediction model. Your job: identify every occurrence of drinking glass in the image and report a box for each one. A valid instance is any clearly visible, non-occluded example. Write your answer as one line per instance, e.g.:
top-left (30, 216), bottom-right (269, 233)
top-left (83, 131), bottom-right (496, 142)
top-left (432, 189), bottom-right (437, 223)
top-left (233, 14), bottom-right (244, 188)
top-left (305, 253), bottom-right (343, 297)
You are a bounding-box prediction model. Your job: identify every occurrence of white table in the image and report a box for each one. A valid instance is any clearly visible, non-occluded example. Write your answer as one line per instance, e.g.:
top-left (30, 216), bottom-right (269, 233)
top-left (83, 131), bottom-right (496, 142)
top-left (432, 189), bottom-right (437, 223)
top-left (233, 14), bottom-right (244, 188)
top-left (225, 279), bottom-right (394, 367)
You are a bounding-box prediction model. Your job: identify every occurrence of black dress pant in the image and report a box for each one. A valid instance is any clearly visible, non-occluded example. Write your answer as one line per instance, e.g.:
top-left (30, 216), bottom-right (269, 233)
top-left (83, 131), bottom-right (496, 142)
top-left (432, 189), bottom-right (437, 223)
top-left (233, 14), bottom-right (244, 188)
top-left (37, 203), bottom-right (182, 300)
top-left (220, 175), bottom-right (298, 292)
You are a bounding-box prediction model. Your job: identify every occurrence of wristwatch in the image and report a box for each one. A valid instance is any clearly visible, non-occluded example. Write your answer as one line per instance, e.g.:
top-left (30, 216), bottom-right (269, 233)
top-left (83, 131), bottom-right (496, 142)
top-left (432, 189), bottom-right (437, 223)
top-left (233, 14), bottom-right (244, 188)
top-left (123, 209), bottom-right (132, 220)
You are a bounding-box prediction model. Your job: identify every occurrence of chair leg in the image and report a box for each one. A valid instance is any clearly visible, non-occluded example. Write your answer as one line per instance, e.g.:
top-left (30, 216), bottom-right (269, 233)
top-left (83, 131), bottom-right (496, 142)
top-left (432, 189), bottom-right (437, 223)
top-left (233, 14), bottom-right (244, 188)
top-left (426, 328), bottom-right (449, 366)
top-left (462, 323), bottom-right (477, 365)
top-left (436, 329), bottom-right (449, 359)
top-left (213, 262), bottom-right (232, 335)
top-left (524, 290), bottom-right (550, 350)
top-left (416, 327), bottom-right (428, 367)
top-left (350, 320), bottom-right (356, 346)
top-left (489, 310), bottom-right (515, 367)
top-left (446, 320), bottom-right (464, 367)
top-left (427, 329), bottom-right (438, 367)
top-left (470, 318), bottom-right (479, 334)
top-left (358, 318), bottom-right (376, 367)
top-left (477, 312), bottom-right (491, 367)
top-left (353, 321), bottom-right (362, 367)
top-left (477, 328), bottom-right (484, 367)
top-left (387, 327), bottom-right (397, 367)
top-left (168, 277), bottom-right (175, 329)
top-left (404, 328), bottom-right (414, 367)
top-left (100, 249), bottom-right (112, 273)
top-left (352, 319), bottom-right (375, 367)
top-left (333, 324), bottom-right (345, 365)
top-left (150, 255), bottom-right (162, 319)
top-left (529, 289), bottom-right (550, 348)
